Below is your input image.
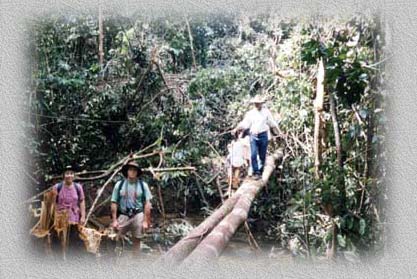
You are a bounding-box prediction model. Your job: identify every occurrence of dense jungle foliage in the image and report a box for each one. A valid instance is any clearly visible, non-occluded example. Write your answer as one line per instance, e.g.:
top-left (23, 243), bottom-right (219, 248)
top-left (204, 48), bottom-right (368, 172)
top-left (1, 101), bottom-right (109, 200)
top-left (27, 13), bottom-right (386, 259)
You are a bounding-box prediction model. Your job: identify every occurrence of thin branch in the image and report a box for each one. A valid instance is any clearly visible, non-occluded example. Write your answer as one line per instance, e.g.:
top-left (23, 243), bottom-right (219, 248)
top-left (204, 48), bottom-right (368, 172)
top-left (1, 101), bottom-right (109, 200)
top-left (139, 88), bottom-right (169, 112)
top-left (144, 166), bottom-right (196, 173)
top-left (203, 140), bottom-right (222, 157)
top-left (194, 170), bottom-right (221, 185)
top-left (136, 127), bottom-right (164, 155)
top-left (330, 92), bottom-right (343, 168)
top-left (157, 183), bottom-right (166, 228)
top-left (184, 16), bottom-right (197, 69)
top-left (93, 196), bottom-right (111, 213)
top-left (244, 221), bottom-right (260, 250)
top-left (46, 150), bottom-right (161, 183)
top-left (362, 54), bottom-right (393, 70)
top-left (85, 157), bottom-right (131, 223)
top-left (24, 142), bottom-right (163, 203)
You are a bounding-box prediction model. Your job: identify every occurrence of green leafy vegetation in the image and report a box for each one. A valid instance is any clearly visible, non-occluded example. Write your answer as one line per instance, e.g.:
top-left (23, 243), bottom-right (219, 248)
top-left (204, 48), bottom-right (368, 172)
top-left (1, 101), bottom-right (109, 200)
top-left (28, 13), bottom-right (386, 259)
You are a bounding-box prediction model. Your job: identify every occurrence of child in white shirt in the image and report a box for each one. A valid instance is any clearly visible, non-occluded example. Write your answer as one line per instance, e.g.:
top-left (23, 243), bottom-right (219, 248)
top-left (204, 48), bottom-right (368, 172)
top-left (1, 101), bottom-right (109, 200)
top-left (226, 131), bottom-right (251, 195)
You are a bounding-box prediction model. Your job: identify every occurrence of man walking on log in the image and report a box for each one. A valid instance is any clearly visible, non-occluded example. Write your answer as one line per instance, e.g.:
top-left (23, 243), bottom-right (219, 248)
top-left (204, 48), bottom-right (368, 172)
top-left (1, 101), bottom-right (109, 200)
top-left (233, 95), bottom-right (279, 180)
top-left (111, 160), bottom-right (152, 255)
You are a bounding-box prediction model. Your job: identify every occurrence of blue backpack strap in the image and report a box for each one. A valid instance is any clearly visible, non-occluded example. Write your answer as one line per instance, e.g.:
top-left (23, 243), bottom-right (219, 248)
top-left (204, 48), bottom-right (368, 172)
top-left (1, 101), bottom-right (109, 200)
top-left (137, 180), bottom-right (146, 206)
top-left (56, 182), bottom-right (63, 203)
top-left (74, 183), bottom-right (82, 203)
top-left (113, 180), bottom-right (126, 216)
top-left (117, 179), bottom-right (127, 203)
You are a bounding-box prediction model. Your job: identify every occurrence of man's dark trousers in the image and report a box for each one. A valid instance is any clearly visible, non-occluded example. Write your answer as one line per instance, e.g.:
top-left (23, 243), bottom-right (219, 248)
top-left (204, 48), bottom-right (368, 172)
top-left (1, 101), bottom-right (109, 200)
top-left (250, 131), bottom-right (268, 175)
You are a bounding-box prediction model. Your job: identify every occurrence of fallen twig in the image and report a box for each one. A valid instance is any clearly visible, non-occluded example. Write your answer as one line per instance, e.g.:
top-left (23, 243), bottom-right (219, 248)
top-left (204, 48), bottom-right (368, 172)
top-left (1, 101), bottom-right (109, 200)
top-left (244, 221), bottom-right (260, 250)
top-left (144, 167), bottom-right (196, 172)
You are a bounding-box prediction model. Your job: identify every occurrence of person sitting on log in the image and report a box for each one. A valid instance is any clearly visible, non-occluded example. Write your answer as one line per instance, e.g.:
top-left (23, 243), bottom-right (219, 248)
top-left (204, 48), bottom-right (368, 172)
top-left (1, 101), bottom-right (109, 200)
top-left (233, 95), bottom-right (279, 180)
top-left (110, 160), bottom-right (152, 255)
top-left (52, 165), bottom-right (86, 253)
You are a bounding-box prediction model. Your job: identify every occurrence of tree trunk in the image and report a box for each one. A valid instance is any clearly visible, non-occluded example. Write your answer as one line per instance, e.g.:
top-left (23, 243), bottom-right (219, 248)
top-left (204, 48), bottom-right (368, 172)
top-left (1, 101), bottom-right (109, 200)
top-left (314, 58), bottom-right (339, 259)
top-left (313, 58), bottom-right (325, 179)
top-left (326, 221), bottom-right (337, 260)
top-left (180, 149), bottom-right (284, 264)
top-left (329, 92), bottom-right (342, 169)
top-left (98, 5), bottom-right (104, 69)
top-left (184, 16), bottom-right (196, 69)
top-left (328, 92), bottom-right (343, 260)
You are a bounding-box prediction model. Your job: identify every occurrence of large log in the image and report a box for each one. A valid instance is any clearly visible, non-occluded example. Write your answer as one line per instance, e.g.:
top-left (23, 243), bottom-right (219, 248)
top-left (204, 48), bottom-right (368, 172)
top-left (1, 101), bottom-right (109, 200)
top-left (181, 149), bottom-right (284, 263)
top-left (160, 190), bottom-right (242, 265)
top-left (160, 149), bottom-right (284, 265)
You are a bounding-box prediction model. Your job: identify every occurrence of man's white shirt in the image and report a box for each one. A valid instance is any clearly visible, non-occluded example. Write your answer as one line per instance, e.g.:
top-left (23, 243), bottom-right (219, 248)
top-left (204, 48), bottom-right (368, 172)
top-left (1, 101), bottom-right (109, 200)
top-left (238, 106), bottom-right (279, 135)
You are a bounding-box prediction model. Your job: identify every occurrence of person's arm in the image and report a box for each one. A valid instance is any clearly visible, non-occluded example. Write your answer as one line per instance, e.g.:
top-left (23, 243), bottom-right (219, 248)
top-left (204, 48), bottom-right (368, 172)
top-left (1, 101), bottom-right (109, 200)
top-left (242, 140), bottom-right (250, 165)
top-left (226, 143), bottom-right (232, 163)
top-left (77, 184), bottom-right (86, 225)
top-left (143, 201), bottom-right (152, 230)
top-left (265, 108), bottom-right (280, 137)
top-left (79, 200), bottom-right (86, 225)
top-left (111, 202), bottom-right (119, 229)
top-left (142, 182), bottom-right (153, 230)
top-left (238, 111), bottom-right (252, 130)
top-left (266, 108), bottom-right (279, 129)
top-left (233, 110), bottom-right (252, 135)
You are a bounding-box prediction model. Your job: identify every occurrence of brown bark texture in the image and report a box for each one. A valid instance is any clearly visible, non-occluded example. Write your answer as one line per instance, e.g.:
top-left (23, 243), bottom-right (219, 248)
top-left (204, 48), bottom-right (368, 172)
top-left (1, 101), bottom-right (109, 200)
top-left (161, 148), bottom-right (284, 265)
top-left (160, 191), bottom-right (242, 265)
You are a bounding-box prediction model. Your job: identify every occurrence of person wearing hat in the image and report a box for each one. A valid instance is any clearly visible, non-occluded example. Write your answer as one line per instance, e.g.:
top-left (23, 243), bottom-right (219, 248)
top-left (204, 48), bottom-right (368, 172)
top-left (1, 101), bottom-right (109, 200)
top-left (52, 165), bottom-right (86, 254)
top-left (110, 160), bottom-right (152, 255)
top-left (53, 165), bottom-right (86, 225)
top-left (233, 95), bottom-right (279, 180)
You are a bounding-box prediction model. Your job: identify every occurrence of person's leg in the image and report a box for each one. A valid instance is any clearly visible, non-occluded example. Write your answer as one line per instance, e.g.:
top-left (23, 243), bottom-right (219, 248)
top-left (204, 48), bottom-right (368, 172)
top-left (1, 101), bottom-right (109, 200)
top-left (258, 133), bottom-right (269, 174)
top-left (115, 215), bottom-right (130, 255)
top-left (247, 161), bottom-right (253, 177)
top-left (116, 215), bottom-right (130, 237)
top-left (250, 135), bottom-right (260, 175)
top-left (227, 166), bottom-right (233, 190)
top-left (131, 213), bottom-right (144, 257)
top-left (67, 224), bottom-right (83, 255)
top-left (232, 167), bottom-right (240, 189)
top-left (132, 238), bottom-right (141, 257)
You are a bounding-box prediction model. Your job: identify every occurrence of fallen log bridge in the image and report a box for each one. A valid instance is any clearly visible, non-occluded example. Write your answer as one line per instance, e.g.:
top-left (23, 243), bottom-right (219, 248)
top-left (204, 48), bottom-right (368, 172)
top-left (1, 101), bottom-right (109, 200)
top-left (161, 148), bottom-right (284, 265)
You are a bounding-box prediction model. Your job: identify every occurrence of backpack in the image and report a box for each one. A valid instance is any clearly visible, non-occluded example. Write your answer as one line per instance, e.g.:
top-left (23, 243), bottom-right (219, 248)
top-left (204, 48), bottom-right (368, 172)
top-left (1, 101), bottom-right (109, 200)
top-left (56, 182), bottom-right (82, 204)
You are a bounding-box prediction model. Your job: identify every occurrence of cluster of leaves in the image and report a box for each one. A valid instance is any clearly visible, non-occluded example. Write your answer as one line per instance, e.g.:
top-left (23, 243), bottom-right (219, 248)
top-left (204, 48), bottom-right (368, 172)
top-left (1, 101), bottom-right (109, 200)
top-left (250, 17), bottom-right (386, 259)
top-left (28, 13), bottom-right (385, 258)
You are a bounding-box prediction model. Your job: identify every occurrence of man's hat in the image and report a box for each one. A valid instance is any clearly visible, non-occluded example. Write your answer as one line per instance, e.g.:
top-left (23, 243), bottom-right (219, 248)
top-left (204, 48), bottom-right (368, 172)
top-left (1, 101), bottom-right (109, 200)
top-left (121, 160), bottom-right (143, 177)
top-left (250, 95), bottom-right (266, 104)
